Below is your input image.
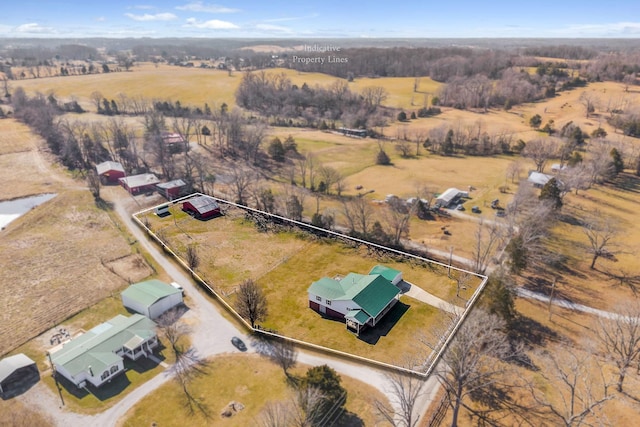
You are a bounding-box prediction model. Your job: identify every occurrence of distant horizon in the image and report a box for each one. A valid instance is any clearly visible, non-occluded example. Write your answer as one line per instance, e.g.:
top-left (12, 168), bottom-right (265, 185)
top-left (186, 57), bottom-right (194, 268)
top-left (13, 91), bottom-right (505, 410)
top-left (2, 1), bottom-right (640, 39)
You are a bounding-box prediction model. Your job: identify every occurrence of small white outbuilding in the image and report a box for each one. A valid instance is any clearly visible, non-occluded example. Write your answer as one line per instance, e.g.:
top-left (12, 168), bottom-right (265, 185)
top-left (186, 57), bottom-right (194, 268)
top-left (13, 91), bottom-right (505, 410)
top-left (121, 279), bottom-right (183, 319)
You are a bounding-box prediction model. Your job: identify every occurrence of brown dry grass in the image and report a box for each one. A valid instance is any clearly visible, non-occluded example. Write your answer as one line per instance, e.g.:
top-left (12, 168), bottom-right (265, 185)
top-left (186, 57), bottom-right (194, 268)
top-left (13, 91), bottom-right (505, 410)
top-left (141, 204), bottom-right (467, 365)
top-left (0, 190), bottom-right (145, 356)
top-left (121, 354), bottom-right (391, 427)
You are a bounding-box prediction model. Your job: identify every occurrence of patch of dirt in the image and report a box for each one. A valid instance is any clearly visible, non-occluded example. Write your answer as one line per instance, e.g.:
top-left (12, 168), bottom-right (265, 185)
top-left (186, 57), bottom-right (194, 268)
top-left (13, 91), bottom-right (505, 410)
top-left (103, 254), bottom-right (153, 284)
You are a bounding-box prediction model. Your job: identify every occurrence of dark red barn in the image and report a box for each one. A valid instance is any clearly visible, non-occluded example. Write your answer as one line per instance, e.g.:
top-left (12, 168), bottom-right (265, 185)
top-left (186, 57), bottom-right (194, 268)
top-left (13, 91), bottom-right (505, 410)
top-left (156, 179), bottom-right (189, 200)
top-left (182, 195), bottom-right (221, 219)
top-left (96, 161), bottom-right (125, 184)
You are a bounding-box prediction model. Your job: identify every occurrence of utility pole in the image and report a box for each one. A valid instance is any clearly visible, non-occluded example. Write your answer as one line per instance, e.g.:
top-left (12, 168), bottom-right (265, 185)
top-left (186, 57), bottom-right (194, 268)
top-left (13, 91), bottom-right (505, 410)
top-left (548, 277), bottom-right (557, 321)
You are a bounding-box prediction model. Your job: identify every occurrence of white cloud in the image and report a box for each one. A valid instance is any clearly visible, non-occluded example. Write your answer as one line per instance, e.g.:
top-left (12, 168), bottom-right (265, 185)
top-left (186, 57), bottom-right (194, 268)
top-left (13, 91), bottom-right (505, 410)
top-left (125, 12), bottom-right (177, 22)
top-left (563, 22), bottom-right (640, 36)
top-left (255, 24), bottom-right (293, 34)
top-left (263, 14), bottom-right (319, 23)
top-left (15, 23), bottom-right (55, 34)
top-left (96, 17), bottom-right (106, 22)
top-left (184, 17), bottom-right (239, 29)
top-left (176, 2), bottom-right (240, 13)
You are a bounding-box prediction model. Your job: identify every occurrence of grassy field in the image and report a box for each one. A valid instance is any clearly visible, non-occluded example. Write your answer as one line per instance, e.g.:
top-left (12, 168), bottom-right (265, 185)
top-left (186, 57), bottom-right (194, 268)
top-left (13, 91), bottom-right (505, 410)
top-left (0, 120), bottom-right (155, 357)
top-left (141, 204), bottom-right (470, 366)
top-left (0, 190), bottom-right (153, 356)
top-left (13, 63), bottom-right (441, 112)
top-left (120, 354), bottom-right (391, 427)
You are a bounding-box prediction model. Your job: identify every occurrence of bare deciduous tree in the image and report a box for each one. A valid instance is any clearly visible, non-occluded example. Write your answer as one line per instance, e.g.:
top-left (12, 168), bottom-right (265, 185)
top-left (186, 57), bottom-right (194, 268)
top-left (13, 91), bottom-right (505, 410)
top-left (529, 346), bottom-right (611, 427)
top-left (235, 278), bottom-right (268, 328)
top-left (435, 310), bottom-right (522, 427)
top-left (87, 169), bottom-right (101, 199)
top-left (579, 91), bottom-right (599, 118)
top-left (318, 165), bottom-right (342, 195)
top-left (290, 386), bottom-right (326, 427)
top-left (185, 243), bottom-right (199, 270)
top-left (158, 308), bottom-right (210, 417)
top-left (256, 401), bottom-right (292, 427)
top-left (361, 85), bottom-right (388, 108)
top-left (342, 196), bottom-right (375, 237)
top-left (230, 165), bottom-right (257, 205)
top-left (373, 359), bottom-right (425, 427)
top-left (383, 197), bottom-right (414, 247)
top-left (506, 160), bottom-right (523, 183)
top-left (596, 301), bottom-right (640, 392)
top-left (582, 212), bottom-right (620, 269)
top-left (268, 337), bottom-right (298, 377)
top-left (472, 219), bottom-right (502, 274)
top-left (523, 138), bottom-right (560, 173)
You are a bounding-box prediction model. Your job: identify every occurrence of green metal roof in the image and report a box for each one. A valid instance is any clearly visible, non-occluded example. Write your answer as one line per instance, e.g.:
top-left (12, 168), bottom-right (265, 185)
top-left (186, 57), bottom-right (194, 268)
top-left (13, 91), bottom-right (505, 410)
top-left (50, 314), bottom-right (156, 377)
top-left (121, 279), bottom-right (181, 308)
top-left (308, 277), bottom-right (345, 300)
top-left (345, 309), bottom-right (370, 325)
top-left (309, 273), bottom-right (401, 319)
top-left (345, 274), bottom-right (400, 318)
top-left (369, 265), bottom-right (402, 282)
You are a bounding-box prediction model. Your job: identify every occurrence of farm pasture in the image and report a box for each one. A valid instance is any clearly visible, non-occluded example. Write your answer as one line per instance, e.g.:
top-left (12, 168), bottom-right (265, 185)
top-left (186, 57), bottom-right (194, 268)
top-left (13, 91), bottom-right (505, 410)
top-left (141, 203), bottom-right (477, 366)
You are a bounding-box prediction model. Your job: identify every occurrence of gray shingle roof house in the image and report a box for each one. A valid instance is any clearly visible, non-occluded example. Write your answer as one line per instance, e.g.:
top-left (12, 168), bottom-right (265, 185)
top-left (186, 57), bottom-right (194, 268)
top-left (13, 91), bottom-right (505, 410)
top-left (49, 314), bottom-right (157, 389)
top-left (308, 270), bottom-right (401, 335)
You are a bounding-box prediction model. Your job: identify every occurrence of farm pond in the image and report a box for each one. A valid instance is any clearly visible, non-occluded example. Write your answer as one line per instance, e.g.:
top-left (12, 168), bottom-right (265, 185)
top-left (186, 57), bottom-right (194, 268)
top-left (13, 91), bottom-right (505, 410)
top-left (0, 193), bottom-right (56, 229)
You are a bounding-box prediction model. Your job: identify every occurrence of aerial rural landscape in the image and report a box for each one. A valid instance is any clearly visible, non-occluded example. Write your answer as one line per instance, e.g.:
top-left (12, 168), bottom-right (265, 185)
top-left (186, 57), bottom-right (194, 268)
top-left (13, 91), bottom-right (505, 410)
top-left (1, 1), bottom-right (640, 426)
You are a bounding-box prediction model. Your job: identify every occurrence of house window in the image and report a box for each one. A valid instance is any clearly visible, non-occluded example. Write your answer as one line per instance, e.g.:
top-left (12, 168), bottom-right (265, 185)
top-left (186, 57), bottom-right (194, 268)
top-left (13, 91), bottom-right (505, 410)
top-left (326, 300), bottom-right (331, 306)
top-left (101, 370), bottom-right (110, 381)
top-left (316, 296), bottom-right (322, 301)
top-left (110, 365), bottom-right (119, 374)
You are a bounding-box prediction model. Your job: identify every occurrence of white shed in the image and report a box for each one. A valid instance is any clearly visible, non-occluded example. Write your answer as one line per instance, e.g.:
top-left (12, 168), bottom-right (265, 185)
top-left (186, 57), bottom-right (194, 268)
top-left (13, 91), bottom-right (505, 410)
top-left (121, 280), bottom-right (183, 319)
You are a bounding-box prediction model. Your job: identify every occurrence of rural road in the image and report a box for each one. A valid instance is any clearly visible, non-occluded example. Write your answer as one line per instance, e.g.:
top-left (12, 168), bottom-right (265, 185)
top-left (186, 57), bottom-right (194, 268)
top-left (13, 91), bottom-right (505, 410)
top-left (19, 190), bottom-right (442, 427)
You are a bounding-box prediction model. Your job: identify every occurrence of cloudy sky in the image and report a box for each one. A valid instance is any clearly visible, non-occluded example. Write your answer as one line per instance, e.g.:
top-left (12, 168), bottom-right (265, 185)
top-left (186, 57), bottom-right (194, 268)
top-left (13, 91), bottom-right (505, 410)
top-left (2, 0), bottom-right (640, 38)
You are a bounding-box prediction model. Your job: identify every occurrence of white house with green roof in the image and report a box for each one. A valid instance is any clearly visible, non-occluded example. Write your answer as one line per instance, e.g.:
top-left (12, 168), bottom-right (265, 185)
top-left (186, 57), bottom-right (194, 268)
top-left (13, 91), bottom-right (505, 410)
top-left (49, 314), bottom-right (158, 389)
top-left (121, 279), bottom-right (183, 319)
top-left (308, 271), bottom-right (402, 335)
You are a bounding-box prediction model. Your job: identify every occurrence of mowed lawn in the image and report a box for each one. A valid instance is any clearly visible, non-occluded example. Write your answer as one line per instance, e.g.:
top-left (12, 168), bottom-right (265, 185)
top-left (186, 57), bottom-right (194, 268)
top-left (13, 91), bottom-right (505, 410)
top-left (121, 354), bottom-right (391, 427)
top-left (142, 205), bottom-right (456, 366)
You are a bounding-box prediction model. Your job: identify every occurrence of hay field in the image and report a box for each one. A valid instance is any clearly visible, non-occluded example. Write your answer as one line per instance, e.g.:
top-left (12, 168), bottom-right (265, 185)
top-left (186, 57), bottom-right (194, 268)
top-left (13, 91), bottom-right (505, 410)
top-left (0, 122), bottom-right (152, 357)
top-left (13, 64), bottom-right (440, 112)
top-left (13, 63), bottom-right (241, 110)
top-left (0, 191), bottom-right (148, 356)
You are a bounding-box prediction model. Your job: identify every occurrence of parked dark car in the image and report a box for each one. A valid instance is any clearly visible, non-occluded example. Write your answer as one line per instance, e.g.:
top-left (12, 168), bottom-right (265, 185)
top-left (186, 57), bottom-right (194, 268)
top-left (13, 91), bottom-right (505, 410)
top-left (471, 206), bottom-right (481, 213)
top-left (231, 336), bottom-right (247, 351)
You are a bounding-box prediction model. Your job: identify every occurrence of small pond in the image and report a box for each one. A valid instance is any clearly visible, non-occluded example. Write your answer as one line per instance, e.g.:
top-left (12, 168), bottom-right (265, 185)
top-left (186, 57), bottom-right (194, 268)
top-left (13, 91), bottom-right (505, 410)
top-left (0, 193), bottom-right (57, 229)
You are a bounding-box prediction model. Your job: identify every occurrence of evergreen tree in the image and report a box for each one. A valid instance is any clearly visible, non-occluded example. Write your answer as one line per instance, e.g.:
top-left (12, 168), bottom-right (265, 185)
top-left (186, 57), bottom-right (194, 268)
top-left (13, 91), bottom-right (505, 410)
top-left (610, 148), bottom-right (624, 175)
top-left (301, 365), bottom-right (347, 416)
top-left (268, 137), bottom-right (285, 162)
top-left (539, 177), bottom-right (563, 209)
top-left (376, 149), bottom-right (391, 165)
top-left (505, 234), bottom-right (528, 275)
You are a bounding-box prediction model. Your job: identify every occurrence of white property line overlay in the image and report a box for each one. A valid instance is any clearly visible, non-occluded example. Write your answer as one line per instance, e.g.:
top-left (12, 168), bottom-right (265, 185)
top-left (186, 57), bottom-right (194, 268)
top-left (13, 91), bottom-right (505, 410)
top-left (132, 192), bottom-right (489, 378)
